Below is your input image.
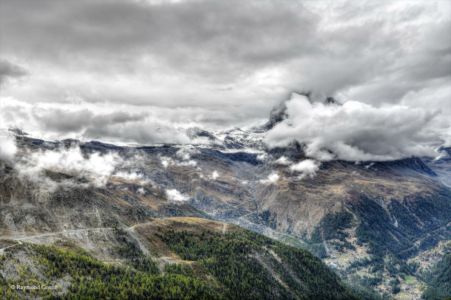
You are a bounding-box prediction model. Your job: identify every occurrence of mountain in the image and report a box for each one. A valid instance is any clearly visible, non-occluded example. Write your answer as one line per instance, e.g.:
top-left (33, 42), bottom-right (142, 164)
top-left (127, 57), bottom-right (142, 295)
top-left (0, 139), bottom-right (360, 299)
top-left (262, 100), bottom-right (288, 130)
top-left (1, 120), bottom-right (450, 299)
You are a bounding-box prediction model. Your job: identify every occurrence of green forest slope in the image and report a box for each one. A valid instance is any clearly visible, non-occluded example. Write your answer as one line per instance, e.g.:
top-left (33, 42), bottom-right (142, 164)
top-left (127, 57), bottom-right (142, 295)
top-left (0, 217), bottom-right (357, 299)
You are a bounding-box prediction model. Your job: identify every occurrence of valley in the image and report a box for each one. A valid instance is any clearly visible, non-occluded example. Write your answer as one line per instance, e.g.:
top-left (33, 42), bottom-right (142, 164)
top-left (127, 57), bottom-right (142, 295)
top-left (0, 130), bottom-right (450, 299)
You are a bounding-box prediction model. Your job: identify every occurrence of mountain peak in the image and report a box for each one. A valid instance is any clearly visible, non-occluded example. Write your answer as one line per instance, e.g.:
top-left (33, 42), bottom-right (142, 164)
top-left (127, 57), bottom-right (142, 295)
top-left (262, 101), bottom-right (288, 130)
top-left (324, 96), bottom-right (339, 105)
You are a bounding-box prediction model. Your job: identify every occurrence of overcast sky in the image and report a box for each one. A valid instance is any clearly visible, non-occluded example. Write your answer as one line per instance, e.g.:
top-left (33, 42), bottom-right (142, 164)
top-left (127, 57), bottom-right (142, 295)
top-left (0, 0), bottom-right (450, 150)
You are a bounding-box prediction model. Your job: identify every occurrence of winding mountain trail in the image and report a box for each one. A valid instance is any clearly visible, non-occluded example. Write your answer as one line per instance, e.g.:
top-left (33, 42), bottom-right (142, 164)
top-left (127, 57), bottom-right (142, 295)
top-left (0, 219), bottom-right (233, 254)
top-left (0, 227), bottom-right (113, 243)
top-left (0, 226), bottom-right (117, 253)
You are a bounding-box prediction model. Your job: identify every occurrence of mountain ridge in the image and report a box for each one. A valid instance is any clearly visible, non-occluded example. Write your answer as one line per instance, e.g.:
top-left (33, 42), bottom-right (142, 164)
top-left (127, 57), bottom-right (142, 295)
top-left (1, 118), bottom-right (451, 299)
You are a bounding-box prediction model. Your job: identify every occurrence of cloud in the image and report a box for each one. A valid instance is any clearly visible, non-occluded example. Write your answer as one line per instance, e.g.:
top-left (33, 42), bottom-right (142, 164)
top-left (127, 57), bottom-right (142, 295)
top-left (265, 93), bottom-right (444, 161)
top-left (84, 120), bottom-right (191, 145)
top-left (0, 0), bottom-right (450, 145)
top-left (289, 159), bottom-right (320, 178)
top-left (0, 100), bottom-right (193, 145)
top-left (158, 146), bottom-right (200, 169)
top-left (0, 130), bottom-right (17, 163)
top-left (176, 146), bottom-right (199, 160)
top-left (210, 170), bottom-right (219, 180)
top-left (260, 172), bottom-right (279, 184)
top-left (112, 171), bottom-right (148, 184)
top-left (165, 189), bottom-right (189, 202)
top-left (17, 146), bottom-right (122, 187)
top-left (160, 156), bottom-right (173, 169)
top-left (273, 156), bottom-right (291, 166)
top-left (33, 108), bottom-right (147, 133)
top-left (0, 0), bottom-right (316, 79)
top-left (0, 59), bottom-right (27, 87)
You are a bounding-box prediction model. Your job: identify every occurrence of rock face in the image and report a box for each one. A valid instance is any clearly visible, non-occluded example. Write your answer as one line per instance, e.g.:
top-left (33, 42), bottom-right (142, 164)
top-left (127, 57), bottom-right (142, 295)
top-left (262, 100), bottom-right (288, 130)
top-left (1, 130), bottom-right (451, 299)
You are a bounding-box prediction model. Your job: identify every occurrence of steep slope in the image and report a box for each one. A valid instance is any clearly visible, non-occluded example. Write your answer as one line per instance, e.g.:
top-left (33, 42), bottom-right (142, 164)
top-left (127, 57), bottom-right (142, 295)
top-left (421, 253), bottom-right (451, 300)
top-left (0, 217), bottom-right (356, 299)
top-left (179, 149), bottom-right (451, 297)
top-left (424, 147), bottom-right (451, 188)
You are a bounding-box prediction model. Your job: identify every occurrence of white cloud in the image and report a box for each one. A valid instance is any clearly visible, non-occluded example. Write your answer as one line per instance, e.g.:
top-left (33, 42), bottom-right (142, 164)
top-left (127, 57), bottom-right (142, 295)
top-left (165, 189), bottom-right (189, 202)
top-left (176, 146), bottom-right (199, 160)
top-left (289, 159), bottom-right (320, 178)
top-left (0, 130), bottom-right (17, 163)
top-left (160, 156), bottom-right (173, 168)
top-left (112, 171), bottom-right (148, 183)
top-left (17, 146), bottom-right (122, 187)
top-left (257, 153), bottom-right (268, 161)
top-left (260, 172), bottom-right (279, 184)
top-left (210, 170), bottom-right (219, 180)
top-left (159, 154), bottom-right (197, 169)
top-left (274, 156), bottom-right (291, 166)
top-left (265, 93), bottom-right (444, 161)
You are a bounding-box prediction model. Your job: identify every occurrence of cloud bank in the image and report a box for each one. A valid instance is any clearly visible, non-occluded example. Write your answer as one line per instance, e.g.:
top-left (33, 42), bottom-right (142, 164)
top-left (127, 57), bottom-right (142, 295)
top-left (17, 146), bottom-right (122, 187)
top-left (265, 94), bottom-right (445, 161)
top-left (0, 0), bottom-right (450, 146)
top-left (0, 100), bottom-right (193, 144)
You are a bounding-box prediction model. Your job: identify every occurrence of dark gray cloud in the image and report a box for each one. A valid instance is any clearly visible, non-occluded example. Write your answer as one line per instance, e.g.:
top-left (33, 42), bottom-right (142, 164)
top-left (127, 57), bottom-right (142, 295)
top-left (32, 108), bottom-right (147, 133)
top-left (84, 121), bottom-right (191, 145)
top-left (0, 0), bottom-right (317, 81)
top-left (0, 59), bottom-right (27, 86)
top-left (2, 0), bottom-right (449, 99)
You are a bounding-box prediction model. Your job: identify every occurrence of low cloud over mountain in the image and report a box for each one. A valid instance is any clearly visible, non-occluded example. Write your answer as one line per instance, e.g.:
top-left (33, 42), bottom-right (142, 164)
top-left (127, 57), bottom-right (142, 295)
top-left (265, 93), bottom-right (445, 161)
top-left (0, 130), bottom-right (16, 163)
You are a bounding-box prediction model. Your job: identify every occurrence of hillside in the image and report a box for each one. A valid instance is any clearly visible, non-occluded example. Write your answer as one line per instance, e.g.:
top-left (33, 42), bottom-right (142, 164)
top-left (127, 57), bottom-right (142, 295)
top-left (422, 253), bottom-right (451, 300)
top-left (0, 217), bottom-right (356, 299)
top-left (0, 133), bottom-right (450, 299)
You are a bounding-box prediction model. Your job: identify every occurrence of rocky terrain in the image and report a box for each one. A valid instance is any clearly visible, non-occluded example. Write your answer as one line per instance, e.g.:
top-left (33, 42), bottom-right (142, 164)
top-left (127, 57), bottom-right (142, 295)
top-left (0, 118), bottom-right (450, 299)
